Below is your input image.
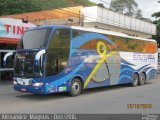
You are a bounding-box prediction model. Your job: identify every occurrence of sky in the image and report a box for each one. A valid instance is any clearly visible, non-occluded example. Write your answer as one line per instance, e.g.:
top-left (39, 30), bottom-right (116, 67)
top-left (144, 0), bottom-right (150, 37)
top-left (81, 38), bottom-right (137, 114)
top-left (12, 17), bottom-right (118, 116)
top-left (89, 0), bottom-right (160, 20)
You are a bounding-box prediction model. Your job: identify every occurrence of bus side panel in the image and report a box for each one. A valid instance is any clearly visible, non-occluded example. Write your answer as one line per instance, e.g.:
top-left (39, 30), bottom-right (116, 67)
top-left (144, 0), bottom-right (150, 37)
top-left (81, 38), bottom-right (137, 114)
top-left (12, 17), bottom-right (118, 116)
top-left (118, 52), bottom-right (157, 84)
top-left (44, 31), bottom-right (157, 94)
top-left (70, 32), bottom-right (127, 89)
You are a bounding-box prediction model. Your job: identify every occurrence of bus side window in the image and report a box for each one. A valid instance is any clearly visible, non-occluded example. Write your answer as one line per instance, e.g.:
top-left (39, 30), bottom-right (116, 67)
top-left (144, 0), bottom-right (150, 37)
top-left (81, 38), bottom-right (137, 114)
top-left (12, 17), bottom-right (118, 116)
top-left (46, 29), bottom-right (71, 76)
top-left (72, 30), bottom-right (89, 38)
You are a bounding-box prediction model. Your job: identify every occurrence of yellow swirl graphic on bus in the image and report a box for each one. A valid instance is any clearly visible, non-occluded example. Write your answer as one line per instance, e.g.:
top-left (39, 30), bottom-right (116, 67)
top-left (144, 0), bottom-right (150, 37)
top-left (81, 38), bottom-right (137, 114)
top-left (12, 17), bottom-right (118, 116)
top-left (84, 41), bottom-right (117, 88)
top-left (97, 41), bottom-right (107, 55)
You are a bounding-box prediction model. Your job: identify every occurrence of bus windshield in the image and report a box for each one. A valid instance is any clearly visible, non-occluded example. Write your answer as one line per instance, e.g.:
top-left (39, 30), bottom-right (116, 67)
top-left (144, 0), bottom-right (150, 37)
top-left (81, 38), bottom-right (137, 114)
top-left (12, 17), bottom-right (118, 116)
top-left (14, 52), bottom-right (38, 78)
top-left (20, 28), bottom-right (51, 49)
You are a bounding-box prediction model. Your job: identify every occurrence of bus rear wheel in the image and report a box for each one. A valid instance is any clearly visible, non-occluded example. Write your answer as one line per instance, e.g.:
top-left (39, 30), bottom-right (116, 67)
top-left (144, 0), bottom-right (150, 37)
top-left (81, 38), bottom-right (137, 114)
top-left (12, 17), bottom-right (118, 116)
top-left (131, 73), bottom-right (139, 87)
top-left (139, 73), bottom-right (146, 85)
top-left (69, 78), bottom-right (82, 96)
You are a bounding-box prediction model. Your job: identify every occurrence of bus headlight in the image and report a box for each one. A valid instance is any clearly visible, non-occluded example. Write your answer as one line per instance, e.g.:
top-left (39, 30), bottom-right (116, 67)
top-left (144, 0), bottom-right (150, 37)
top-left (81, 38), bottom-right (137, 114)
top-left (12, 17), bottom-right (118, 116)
top-left (13, 80), bottom-right (17, 85)
top-left (33, 82), bottom-right (43, 87)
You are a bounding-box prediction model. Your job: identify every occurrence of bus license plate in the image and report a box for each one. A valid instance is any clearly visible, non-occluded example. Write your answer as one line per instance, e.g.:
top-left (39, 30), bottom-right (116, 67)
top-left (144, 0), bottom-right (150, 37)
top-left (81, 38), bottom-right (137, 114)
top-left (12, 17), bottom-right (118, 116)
top-left (21, 88), bottom-right (27, 92)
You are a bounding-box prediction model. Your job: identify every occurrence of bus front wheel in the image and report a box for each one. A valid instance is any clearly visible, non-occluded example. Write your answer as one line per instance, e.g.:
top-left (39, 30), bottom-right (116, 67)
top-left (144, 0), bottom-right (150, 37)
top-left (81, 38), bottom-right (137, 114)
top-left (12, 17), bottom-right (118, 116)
top-left (69, 78), bottom-right (82, 96)
top-left (131, 73), bottom-right (139, 87)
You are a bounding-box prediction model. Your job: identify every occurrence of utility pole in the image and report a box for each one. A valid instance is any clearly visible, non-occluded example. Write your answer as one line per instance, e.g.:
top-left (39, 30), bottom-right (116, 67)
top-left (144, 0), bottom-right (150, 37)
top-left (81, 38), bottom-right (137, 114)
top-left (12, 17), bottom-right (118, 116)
top-left (79, 10), bottom-right (84, 27)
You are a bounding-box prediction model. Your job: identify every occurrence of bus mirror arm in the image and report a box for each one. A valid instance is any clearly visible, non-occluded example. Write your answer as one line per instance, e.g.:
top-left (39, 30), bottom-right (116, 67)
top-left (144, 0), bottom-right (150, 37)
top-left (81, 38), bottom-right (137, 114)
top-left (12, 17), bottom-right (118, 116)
top-left (3, 52), bottom-right (14, 67)
top-left (34, 49), bottom-right (46, 66)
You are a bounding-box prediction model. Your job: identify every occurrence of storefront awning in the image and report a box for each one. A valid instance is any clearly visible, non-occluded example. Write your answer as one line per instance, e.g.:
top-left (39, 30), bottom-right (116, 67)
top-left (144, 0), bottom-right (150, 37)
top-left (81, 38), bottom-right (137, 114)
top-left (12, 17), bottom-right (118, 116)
top-left (0, 37), bottom-right (20, 44)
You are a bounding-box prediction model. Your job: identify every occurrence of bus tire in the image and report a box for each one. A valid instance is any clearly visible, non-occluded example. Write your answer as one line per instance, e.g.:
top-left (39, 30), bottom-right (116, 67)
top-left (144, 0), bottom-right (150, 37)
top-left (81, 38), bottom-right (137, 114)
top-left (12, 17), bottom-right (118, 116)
top-left (69, 78), bottom-right (82, 96)
top-left (138, 73), bottom-right (146, 85)
top-left (131, 73), bottom-right (139, 87)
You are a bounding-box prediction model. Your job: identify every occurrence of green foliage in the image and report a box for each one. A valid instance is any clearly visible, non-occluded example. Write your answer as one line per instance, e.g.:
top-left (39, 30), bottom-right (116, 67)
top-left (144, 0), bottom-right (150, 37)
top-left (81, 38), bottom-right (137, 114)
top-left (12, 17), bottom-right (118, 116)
top-left (109, 0), bottom-right (142, 18)
top-left (0, 0), bottom-right (41, 15)
top-left (0, 0), bottom-right (95, 16)
top-left (152, 11), bottom-right (160, 35)
top-left (75, 0), bottom-right (96, 6)
top-left (155, 21), bottom-right (160, 35)
top-left (135, 9), bottom-right (142, 18)
top-left (152, 12), bottom-right (160, 19)
top-left (151, 1), bottom-right (160, 47)
top-left (97, 3), bottom-right (105, 8)
top-left (32, 0), bottom-right (69, 10)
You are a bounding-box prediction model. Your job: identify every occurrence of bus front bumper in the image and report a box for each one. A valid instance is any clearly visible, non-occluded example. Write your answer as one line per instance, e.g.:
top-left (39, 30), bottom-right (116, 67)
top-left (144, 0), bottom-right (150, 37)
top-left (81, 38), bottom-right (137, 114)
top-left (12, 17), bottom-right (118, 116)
top-left (14, 84), bottom-right (48, 94)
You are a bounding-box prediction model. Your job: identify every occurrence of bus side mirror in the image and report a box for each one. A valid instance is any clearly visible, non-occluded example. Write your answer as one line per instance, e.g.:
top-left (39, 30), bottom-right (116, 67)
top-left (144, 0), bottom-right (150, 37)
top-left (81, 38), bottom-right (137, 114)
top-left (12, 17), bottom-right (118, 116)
top-left (34, 49), bottom-right (46, 76)
top-left (35, 49), bottom-right (46, 67)
top-left (3, 52), bottom-right (14, 67)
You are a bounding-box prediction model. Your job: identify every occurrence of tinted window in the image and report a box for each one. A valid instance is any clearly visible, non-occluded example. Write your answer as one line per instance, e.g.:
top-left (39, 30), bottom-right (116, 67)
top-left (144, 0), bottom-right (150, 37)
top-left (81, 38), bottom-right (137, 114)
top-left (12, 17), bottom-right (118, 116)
top-left (72, 29), bottom-right (157, 54)
top-left (73, 30), bottom-right (89, 38)
top-left (46, 29), bottom-right (70, 76)
top-left (79, 39), bottom-right (116, 51)
top-left (14, 52), bottom-right (39, 78)
top-left (108, 35), bottom-right (157, 53)
top-left (22, 28), bottom-right (51, 49)
top-left (0, 43), bottom-right (17, 50)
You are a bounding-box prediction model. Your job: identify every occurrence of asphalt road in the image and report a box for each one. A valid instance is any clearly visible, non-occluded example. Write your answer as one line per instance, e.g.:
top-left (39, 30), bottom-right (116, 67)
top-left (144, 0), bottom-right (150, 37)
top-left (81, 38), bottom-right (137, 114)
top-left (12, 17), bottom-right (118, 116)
top-left (0, 75), bottom-right (159, 114)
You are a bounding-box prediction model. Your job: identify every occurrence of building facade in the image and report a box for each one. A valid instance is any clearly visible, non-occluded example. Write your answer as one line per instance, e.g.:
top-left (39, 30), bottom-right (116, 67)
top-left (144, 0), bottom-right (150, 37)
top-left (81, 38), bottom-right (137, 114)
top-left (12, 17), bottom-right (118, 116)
top-left (1, 6), bottom-right (156, 39)
top-left (82, 6), bottom-right (156, 39)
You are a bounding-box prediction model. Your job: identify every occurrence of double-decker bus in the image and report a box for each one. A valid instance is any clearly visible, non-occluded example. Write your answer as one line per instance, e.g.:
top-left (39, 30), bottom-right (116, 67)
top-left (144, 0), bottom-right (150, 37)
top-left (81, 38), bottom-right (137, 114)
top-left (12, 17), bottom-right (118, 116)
top-left (13, 25), bottom-right (158, 96)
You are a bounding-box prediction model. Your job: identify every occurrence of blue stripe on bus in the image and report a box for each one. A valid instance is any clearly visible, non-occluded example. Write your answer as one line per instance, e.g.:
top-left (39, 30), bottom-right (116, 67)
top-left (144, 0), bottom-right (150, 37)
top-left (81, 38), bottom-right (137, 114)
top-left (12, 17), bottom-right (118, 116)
top-left (50, 63), bottom-right (84, 86)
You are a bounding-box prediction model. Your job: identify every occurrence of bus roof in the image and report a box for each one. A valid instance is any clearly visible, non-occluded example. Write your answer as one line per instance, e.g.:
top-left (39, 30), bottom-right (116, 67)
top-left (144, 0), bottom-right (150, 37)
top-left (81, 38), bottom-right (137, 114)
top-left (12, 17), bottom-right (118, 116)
top-left (71, 26), bottom-right (156, 42)
top-left (27, 25), bottom-right (156, 42)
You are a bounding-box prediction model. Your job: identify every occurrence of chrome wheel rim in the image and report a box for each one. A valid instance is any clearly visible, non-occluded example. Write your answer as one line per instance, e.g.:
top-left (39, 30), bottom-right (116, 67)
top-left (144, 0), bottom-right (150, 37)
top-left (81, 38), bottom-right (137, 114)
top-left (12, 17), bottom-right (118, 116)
top-left (72, 82), bottom-right (80, 94)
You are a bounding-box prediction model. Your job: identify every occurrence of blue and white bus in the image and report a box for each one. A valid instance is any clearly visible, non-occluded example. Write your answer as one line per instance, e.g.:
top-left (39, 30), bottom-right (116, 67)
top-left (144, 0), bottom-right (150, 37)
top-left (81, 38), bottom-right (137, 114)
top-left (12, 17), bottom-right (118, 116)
top-left (12, 25), bottom-right (158, 96)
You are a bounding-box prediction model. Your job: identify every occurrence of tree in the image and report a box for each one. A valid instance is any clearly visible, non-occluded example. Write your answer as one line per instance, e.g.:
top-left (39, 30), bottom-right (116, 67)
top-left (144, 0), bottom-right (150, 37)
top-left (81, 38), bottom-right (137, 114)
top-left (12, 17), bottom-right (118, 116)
top-left (152, 6), bottom-right (160, 35)
top-left (135, 9), bottom-right (142, 18)
top-left (0, 0), bottom-right (41, 16)
top-left (152, 1), bottom-right (160, 47)
top-left (109, 0), bottom-right (142, 17)
top-left (97, 3), bottom-right (105, 8)
top-left (152, 12), bottom-right (160, 19)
